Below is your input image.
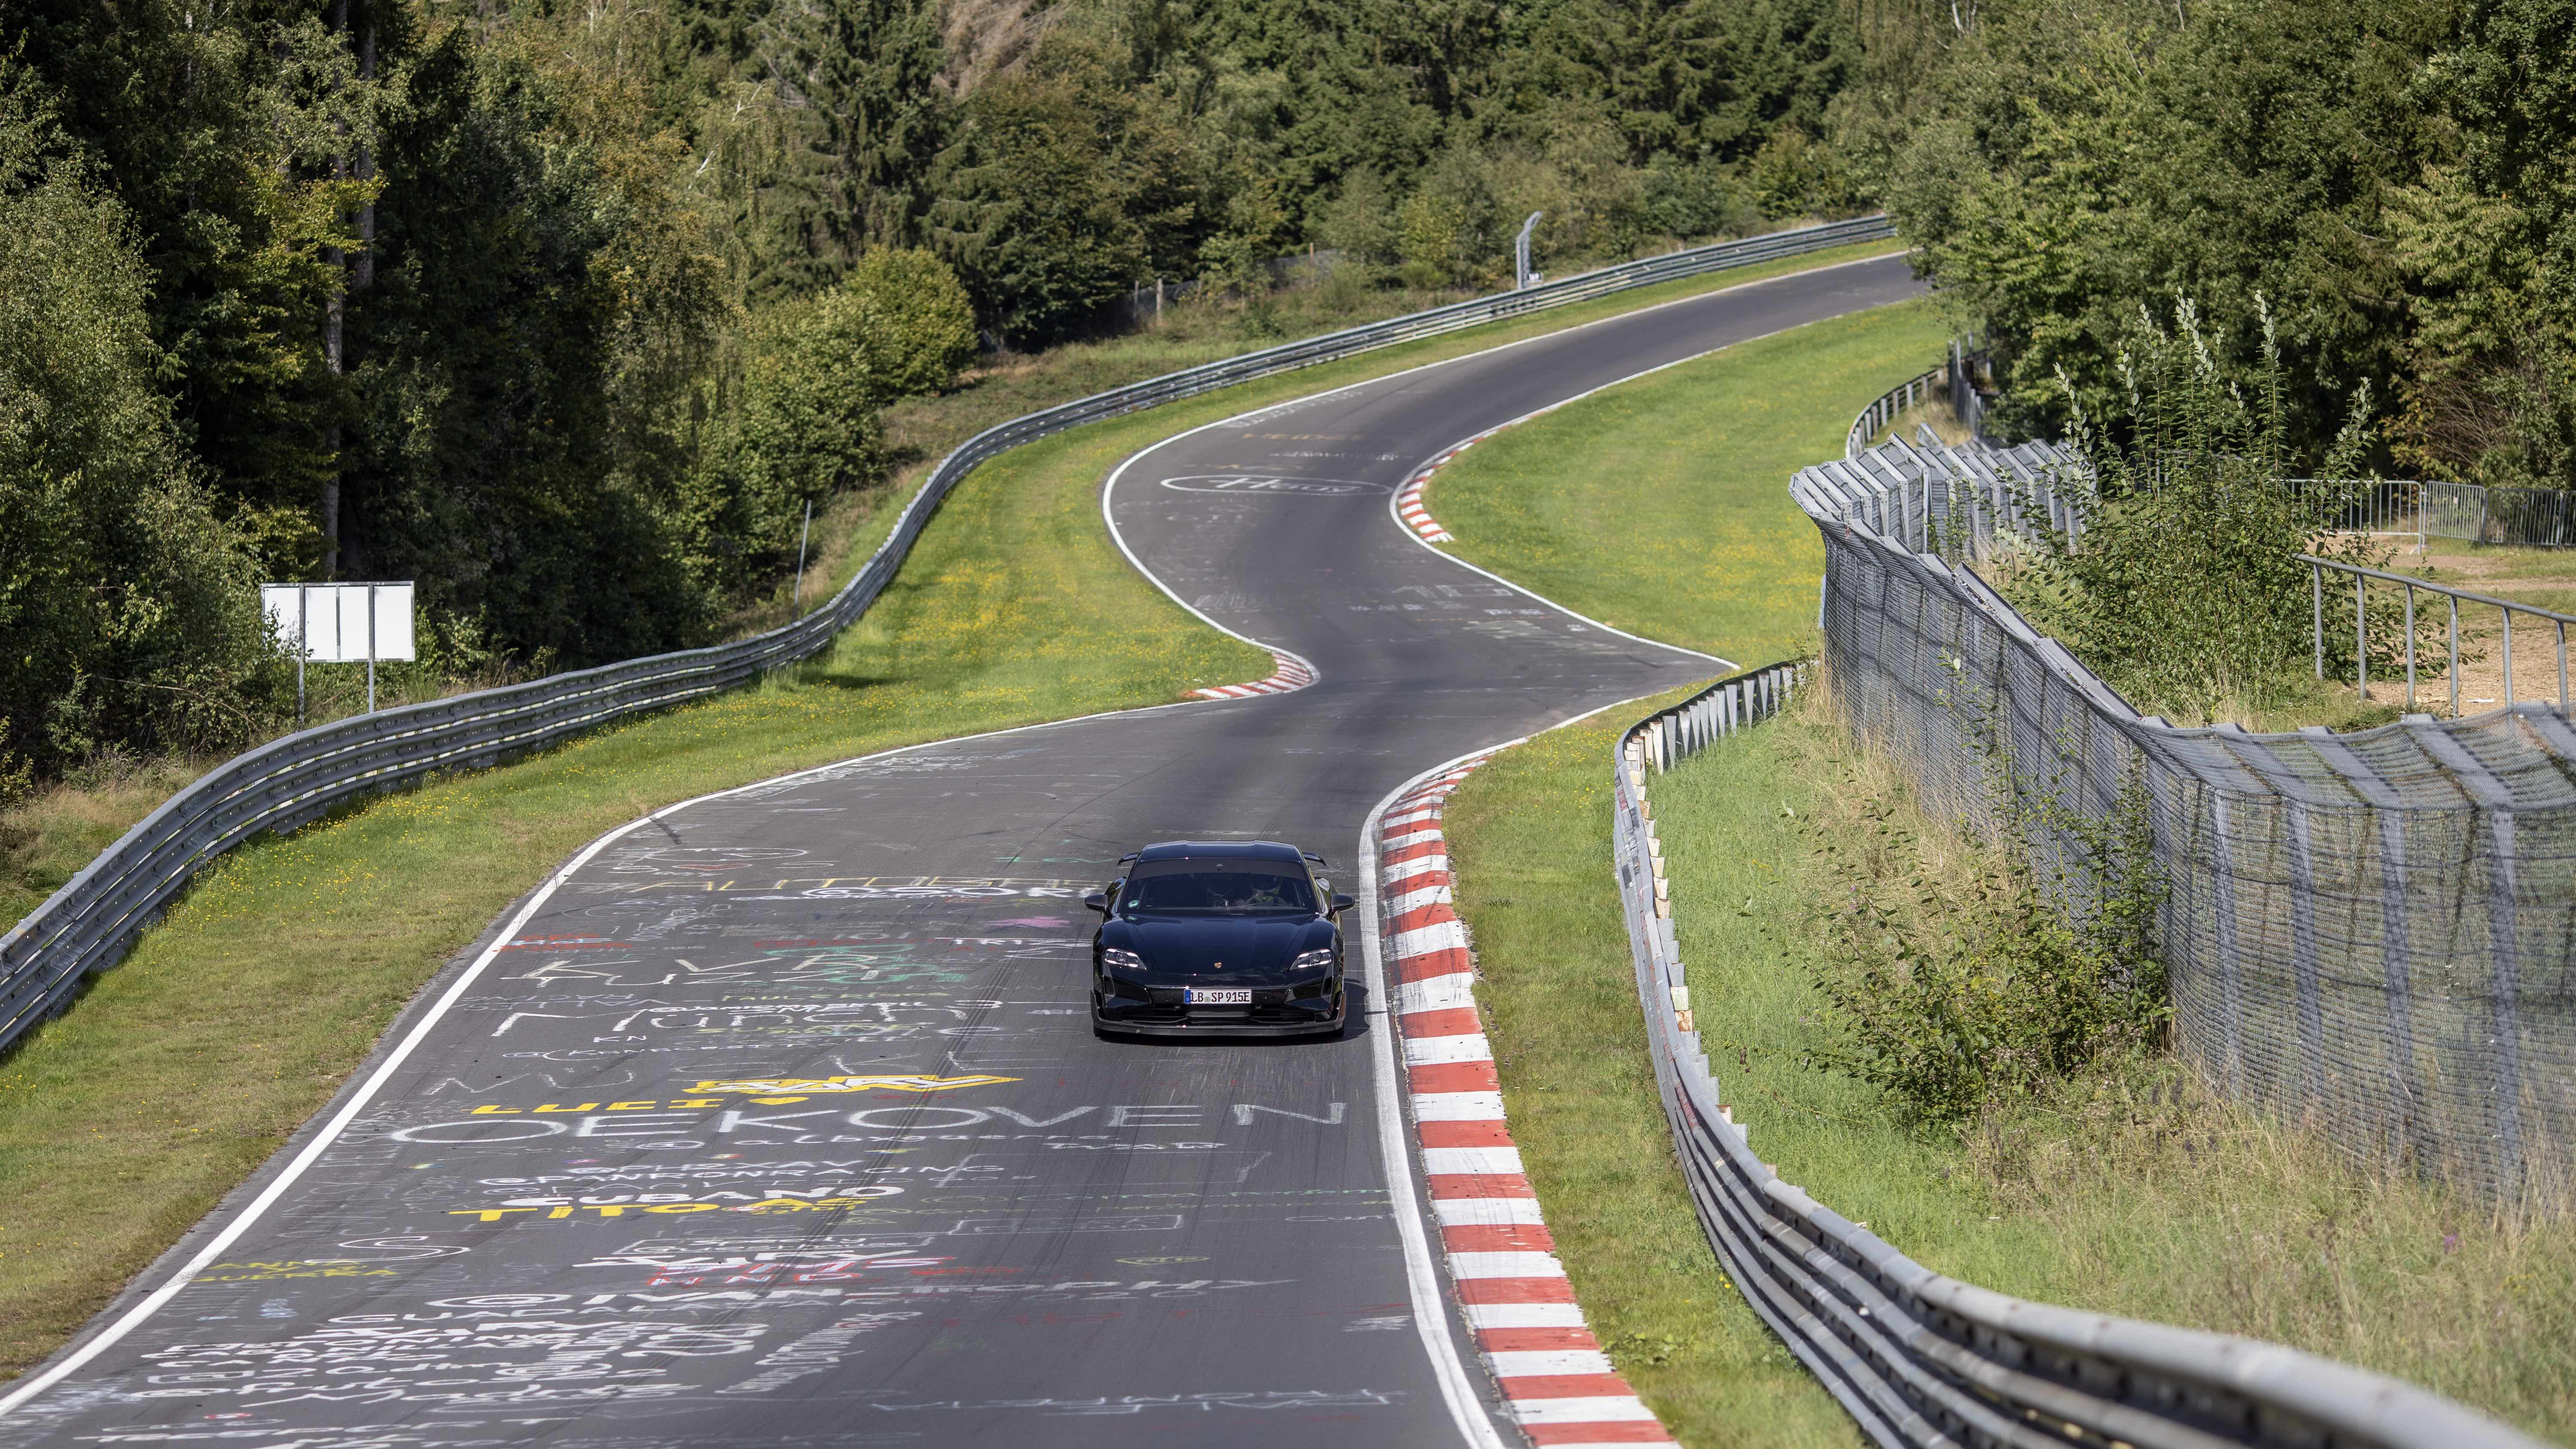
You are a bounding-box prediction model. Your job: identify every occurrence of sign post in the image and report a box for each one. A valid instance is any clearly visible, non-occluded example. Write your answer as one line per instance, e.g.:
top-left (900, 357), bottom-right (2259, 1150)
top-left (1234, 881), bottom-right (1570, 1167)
top-left (794, 498), bottom-right (813, 607)
top-left (261, 582), bottom-right (417, 722)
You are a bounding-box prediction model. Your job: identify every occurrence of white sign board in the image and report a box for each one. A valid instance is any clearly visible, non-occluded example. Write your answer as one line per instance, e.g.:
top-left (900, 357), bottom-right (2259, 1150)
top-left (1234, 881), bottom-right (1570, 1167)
top-left (262, 582), bottom-right (416, 662)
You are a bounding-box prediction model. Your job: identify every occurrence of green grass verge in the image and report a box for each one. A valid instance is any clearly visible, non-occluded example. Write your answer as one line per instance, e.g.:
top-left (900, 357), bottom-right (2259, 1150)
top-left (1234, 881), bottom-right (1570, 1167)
top-left (0, 241), bottom-right (1901, 1382)
top-left (1424, 296), bottom-right (1948, 666)
top-left (1445, 706), bottom-right (1863, 1449)
top-left (1429, 296), bottom-right (2575, 1442)
top-left (1432, 300), bottom-right (1948, 1446)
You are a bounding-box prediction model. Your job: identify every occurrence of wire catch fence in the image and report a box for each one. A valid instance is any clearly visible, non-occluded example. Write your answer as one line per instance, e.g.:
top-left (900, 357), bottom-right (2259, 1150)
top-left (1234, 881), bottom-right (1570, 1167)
top-left (1792, 430), bottom-right (2576, 1206)
top-left (1610, 664), bottom-right (2539, 1449)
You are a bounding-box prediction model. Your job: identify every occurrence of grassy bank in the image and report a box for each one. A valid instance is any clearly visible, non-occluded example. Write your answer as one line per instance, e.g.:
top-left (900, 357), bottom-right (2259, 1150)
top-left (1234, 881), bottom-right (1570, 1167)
top-left (1424, 296), bottom-right (1948, 665)
top-left (1431, 300), bottom-right (1949, 1446)
top-left (1647, 692), bottom-right (2574, 1440)
top-left (0, 242), bottom-right (1900, 1382)
top-left (0, 237), bottom-right (1902, 940)
top-left (1426, 298), bottom-right (2574, 1440)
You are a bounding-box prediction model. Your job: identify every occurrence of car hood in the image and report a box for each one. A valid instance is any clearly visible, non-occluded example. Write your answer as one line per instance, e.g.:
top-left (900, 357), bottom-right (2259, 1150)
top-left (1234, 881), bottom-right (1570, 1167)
top-left (1103, 914), bottom-right (1333, 980)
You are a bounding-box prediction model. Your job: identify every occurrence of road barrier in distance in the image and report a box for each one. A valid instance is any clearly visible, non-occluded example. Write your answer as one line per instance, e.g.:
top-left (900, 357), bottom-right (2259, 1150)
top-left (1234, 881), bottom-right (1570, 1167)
top-left (0, 215), bottom-right (1899, 1060)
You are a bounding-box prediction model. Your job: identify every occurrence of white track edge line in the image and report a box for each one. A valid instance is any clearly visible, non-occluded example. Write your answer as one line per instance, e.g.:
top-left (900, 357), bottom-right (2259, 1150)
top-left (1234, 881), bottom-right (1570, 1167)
top-left (1362, 745), bottom-right (1528, 1449)
top-left (0, 693), bottom-right (1321, 1418)
top-left (1386, 310), bottom-right (1929, 673)
top-left (1100, 249), bottom-right (1911, 682)
top-left (7, 250), bottom-right (1893, 1419)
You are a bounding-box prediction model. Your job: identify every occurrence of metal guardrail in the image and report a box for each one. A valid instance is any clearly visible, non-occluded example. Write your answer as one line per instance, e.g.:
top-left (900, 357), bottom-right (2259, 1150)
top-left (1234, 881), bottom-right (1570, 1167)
top-left (2284, 477), bottom-right (2576, 549)
top-left (1608, 663), bottom-right (2541, 1449)
top-left (0, 215), bottom-right (1899, 1059)
top-left (1846, 367), bottom-right (1944, 458)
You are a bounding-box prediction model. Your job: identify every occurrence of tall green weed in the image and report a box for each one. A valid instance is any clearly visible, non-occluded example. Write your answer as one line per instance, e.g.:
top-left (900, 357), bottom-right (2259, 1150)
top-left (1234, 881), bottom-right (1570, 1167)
top-left (1997, 298), bottom-right (2394, 724)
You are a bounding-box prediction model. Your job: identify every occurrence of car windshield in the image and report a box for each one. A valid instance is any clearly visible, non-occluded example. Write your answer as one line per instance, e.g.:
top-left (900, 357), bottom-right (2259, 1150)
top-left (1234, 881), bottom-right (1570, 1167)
top-left (1121, 860), bottom-right (1315, 915)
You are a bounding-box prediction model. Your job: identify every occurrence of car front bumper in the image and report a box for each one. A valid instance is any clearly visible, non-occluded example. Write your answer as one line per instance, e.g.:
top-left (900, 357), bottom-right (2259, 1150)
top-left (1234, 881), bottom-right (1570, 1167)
top-left (1092, 987), bottom-right (1345, 1038)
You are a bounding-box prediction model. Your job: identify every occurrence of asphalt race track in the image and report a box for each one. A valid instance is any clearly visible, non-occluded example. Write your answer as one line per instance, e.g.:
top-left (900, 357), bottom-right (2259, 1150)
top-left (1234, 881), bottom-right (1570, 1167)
top-left (0, 255), bottom-right (1922, 1449)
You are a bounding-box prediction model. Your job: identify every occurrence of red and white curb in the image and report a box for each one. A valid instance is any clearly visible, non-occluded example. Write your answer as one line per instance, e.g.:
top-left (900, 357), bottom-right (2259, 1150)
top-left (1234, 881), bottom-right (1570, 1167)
top-left (1190, 649), bottom-right (1317, 700)
top-left (1379, 761), bottom-right (1677, 1449)
top-left (1395, 464), bottom-right (1458, 543)
top-left (1395, 408), bottom-right (1576, 546)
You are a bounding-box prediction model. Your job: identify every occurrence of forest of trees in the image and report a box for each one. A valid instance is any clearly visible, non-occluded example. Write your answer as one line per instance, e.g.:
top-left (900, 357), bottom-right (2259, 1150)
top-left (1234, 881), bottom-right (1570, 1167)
top-left (7, 0), bottom-right (2572, 787)
top-left (1865, 0), bottom-right (2576, 491)
top-left (0, 0), bottom-right (1856, 783)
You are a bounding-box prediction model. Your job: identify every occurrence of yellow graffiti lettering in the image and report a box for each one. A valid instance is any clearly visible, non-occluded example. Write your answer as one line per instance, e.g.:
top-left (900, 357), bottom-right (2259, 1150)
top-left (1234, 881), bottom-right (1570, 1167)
top-left (447, 1209), bottom-right (538, 1222)
top-left (532, 1103), bottom-right (600, 1113)
top-left (468, 1106), bottom-right (518, 1115)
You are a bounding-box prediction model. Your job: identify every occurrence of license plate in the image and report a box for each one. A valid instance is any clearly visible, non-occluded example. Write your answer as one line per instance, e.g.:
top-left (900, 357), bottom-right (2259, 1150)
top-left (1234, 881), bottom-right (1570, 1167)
top-left (1186, 988), bottom-right (1253, 1005)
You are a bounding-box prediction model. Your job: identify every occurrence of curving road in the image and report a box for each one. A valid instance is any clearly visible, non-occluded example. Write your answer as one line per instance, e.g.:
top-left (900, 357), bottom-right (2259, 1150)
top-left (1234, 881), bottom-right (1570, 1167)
top-left (0, 254), bottom-right (1921, 1449)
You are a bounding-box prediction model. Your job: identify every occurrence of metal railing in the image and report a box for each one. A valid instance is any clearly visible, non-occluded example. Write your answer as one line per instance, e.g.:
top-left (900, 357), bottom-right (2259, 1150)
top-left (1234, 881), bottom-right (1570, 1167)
top-left (1610, 662), bottom-right (2540, 1449)
top-left (2308, 553), bottom-right (2576, 715)
top-left (2280, 477), bottom-right (2576, 548)
top-left (0, 215), bottom-right (1899, 1060)
top-left (1848, 347), bottom-right (2000, 462)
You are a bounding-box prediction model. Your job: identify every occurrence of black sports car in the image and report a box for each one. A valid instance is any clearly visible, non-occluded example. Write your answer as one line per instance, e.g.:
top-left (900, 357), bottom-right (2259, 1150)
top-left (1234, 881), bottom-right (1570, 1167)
top-left (1084, 840), bottom-right (1354, 1039)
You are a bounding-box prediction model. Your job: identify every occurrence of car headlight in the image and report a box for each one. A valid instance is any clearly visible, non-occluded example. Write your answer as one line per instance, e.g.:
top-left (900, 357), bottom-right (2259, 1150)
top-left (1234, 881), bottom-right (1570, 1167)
top-left (1289, 948), bottom-right (1336, 972)
top-left (1100, 948), bottom-right (1146, 972)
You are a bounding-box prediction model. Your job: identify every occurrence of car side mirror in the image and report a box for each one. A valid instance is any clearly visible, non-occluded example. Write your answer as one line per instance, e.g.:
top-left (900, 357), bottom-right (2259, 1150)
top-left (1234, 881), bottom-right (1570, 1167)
top-left (1082, 892), bottom-right (1109, 915)
top-left (1331, 893), bottom-right (1356, 914)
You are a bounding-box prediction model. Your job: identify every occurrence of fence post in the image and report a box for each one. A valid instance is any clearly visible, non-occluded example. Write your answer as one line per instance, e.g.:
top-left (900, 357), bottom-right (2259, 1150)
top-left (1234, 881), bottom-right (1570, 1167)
top-left (2355, 572), bottom-right (2367, 696)
top-left (2311, 561), bottom-right (2324, 679)
top-left (2207, 793), bottom-right (2248, 1097)
top-left (2404, 583), bottom-right (2417, 710)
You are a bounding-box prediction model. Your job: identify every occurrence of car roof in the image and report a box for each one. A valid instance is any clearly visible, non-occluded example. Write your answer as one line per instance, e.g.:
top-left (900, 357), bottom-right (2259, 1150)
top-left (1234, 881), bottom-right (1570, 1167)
top-left (1131, 840), bottom-right (1306, 864)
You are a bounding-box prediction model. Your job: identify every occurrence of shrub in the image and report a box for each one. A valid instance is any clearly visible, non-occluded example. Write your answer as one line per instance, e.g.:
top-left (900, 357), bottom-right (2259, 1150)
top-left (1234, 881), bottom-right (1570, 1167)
top-left (0, 79), bottom-right (281, 775)
top-left (1808, 769), bottom-right (2166, 1132)
top-left (822, 248), bottom-right (978, 399)
top-left (682, 297), bottom-right (884, 600)
top-left (1999, 297), bottom-right (2384, 724)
